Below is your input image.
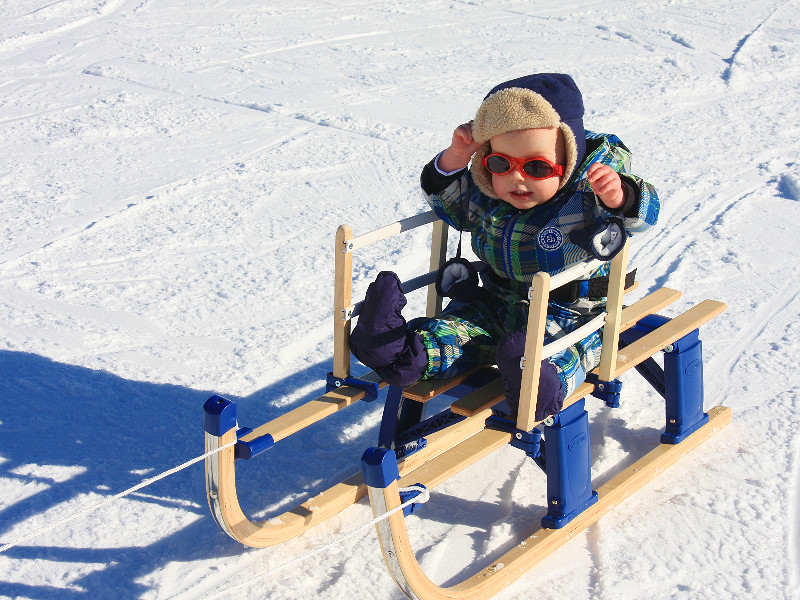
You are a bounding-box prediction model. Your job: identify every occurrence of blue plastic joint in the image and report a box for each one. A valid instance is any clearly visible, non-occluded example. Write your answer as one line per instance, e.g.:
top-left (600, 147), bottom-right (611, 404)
top-left (541, 399), bottom-right (599, 529)
top-left (234, 429), bottom-right (275, 460)
top-left (326, 372), bottom-right (380, 402)
top-left (361, 447), bottom-right (400, 488)
top-left (399, 485), bottom-right (427, 516)
top-left (203, 395), bottom-right (238, 436)
top-left (586, 374), bottom-right (623, 408)
top-left (486, 414), bottom-right (542, 459)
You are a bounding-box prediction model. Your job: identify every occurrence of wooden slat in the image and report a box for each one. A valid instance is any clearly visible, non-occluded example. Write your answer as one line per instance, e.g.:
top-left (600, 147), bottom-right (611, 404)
top-left (597, 243), bottom-right (629, 381)
top-left (351, 210), bottom-right (438, 251)
top-left (333, 224), bottom-right (354, 380)
top-left (241, 370), bottom-right (383, 444)
top-left (516, 271), bottom-right (551, 431)
top-left (615, 299), bottom-right (726, 371)
top-left (398, 427), bottom-right (512, 490)
top-left (426, 219), bottom-right (448, 318)
top-left (403, 367), bottom-right (485, 402)
top-left (619, 287), bottom-right (681, 330)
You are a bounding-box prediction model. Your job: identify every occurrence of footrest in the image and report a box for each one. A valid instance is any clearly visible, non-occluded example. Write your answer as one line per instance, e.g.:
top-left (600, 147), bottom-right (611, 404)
top-left (449, 377), bottom-right (505, 416)
top-left (403, 366), bottom-right (492, 402)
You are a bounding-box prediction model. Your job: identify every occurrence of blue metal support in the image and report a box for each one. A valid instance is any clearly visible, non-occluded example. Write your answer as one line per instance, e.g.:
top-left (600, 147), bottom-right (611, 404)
top-left (620, 314), bottom-right (709, 444)
top-left (234, 430), bottom-right (275, 459)
top-left (541, 399), bottom-right (598, 529)
top-left (486, 414), bottom-right (542, 460)
top-left (586, 374), bottom-right (623, 407)
top-left (377, 385), bottom-right (429, 458)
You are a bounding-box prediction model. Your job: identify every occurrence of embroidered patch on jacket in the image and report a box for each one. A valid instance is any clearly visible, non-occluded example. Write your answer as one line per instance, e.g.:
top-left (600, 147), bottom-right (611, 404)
top-left (538, 227), bottom-right (564, 251)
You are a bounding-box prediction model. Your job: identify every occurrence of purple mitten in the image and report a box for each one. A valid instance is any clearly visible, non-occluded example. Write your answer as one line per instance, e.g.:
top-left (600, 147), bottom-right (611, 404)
top-left (496, 330), bottom-right (565, 421)
top-left (349, 271), bottom-right (427, 387)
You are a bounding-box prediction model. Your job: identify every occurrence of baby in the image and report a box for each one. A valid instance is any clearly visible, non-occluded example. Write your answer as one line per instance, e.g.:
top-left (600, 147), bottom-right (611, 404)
top-left (351, 73), bottom-right (659, 421)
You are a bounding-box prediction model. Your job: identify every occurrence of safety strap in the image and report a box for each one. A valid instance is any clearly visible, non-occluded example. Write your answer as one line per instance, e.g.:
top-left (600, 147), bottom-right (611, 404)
top-left (550, 268), bottom-right (637, 302)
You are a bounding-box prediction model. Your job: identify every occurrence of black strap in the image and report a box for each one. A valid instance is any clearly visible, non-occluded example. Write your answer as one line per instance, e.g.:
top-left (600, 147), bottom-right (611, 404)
top-left (550, 268), bottom-right (637, 302)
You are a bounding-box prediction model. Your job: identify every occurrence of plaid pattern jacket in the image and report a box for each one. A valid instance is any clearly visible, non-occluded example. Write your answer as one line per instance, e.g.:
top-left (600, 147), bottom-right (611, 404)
top-left (421, 132), bottom-right (660, 286)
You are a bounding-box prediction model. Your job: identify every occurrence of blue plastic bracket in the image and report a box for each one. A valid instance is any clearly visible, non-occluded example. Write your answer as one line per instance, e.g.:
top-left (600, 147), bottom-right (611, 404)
top-left (541, 399), bottom-right (599, 529)
top-left (361, 446), bottom-right (400, 488)
top-left (661, 329), bottom-right (708, 444)
top-left (586, 374), bottom-right (623, 407)
top-left (399, 485), bottom-right (427, 517)
top-left (486, 414), bottom-right (542, 459)
top-left (234, 431), bottom-right (275, 460)
top-left (326, 372), bottom-right (379, 402)
top-left (203, 395), bottom-right (238, 436)
top-left (202, 396), bottom-right (275, 459)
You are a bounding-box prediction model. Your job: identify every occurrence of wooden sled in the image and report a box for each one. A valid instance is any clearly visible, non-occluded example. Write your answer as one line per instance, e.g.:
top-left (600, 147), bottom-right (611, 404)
top-left (358, 224), bottom-right (729, 599)
top-left (202, 208), bottom-right (728, 598)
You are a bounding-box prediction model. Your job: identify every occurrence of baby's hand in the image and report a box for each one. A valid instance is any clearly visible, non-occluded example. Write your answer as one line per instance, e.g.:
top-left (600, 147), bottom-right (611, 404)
top-left (587, 163), bottom-right (626, 209)
top-left (451, 122), bottom-right (481, 154)
top-left (438, 122), bottom-right (482, 172)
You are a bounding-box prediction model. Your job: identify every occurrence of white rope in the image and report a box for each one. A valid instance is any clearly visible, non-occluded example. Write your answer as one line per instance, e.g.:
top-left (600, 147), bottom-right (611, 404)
top-left (201, 484), bottom-right (430, 600)
top-left (0, 439), bottom-right (237, 554)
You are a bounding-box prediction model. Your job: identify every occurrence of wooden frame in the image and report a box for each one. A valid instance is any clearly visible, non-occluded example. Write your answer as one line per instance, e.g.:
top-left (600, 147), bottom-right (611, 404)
top-left (205, 211), bottom-right (450, 547)
top-left (332, 211), bottom-right (448, 380)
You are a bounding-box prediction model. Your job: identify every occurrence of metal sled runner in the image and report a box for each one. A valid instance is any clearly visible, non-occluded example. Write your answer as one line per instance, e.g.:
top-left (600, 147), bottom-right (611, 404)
top-left (202, 211), bottom-right (729, 598)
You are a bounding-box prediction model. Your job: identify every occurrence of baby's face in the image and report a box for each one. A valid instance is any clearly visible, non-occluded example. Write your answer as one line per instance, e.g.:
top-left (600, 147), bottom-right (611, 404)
top-left (489, 127), bottom-right (565, 210)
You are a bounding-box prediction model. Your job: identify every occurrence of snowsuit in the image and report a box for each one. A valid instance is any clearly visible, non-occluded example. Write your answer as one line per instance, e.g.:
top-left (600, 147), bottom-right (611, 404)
top-left (412, 131), bottom-right (660, 399)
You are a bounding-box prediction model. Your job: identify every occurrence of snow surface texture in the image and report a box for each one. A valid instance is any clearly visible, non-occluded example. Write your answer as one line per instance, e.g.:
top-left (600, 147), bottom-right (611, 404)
top-left (1, 1), bottom-right (799, 598)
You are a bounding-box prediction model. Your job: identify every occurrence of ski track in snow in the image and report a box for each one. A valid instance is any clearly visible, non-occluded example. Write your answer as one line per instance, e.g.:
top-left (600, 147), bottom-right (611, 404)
top-left (2, 1), bottom-right (800, 599)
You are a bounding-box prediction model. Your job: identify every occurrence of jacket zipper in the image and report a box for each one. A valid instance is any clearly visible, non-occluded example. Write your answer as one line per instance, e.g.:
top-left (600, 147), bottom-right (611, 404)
top-left (502, 212), bottom-right (521, 278)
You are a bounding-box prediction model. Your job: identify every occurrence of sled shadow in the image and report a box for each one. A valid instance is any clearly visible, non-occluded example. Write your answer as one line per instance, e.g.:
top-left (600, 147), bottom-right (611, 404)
top-left (0, 349), bottom-right (382, 599)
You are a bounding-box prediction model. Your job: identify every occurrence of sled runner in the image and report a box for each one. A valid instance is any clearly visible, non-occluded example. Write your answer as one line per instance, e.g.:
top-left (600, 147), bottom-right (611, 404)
top-left (203, 210), bottom-right (729, 598)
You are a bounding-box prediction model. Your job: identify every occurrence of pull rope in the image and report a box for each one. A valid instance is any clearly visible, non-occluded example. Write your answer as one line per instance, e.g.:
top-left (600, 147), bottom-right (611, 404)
top-left (202, 484), bottom-right (430, 600)
top-left (0, 439), bottom-right (237, 554)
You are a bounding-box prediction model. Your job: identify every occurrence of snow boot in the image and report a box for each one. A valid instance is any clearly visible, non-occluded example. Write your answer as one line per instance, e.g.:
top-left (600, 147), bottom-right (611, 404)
top-left (349, 271), bottom-right (428, 387)
top-left (495, 330), bottom-right (565, 421)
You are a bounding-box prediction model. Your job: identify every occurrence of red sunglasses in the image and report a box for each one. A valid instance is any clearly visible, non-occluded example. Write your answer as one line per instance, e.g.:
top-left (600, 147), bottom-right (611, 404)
top-left (482, 153), bottom-right (564, 180)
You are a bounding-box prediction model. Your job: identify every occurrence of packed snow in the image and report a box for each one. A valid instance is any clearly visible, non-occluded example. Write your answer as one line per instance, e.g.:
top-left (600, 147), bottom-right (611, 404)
top-left (1, 1), bottom-right (799, 598)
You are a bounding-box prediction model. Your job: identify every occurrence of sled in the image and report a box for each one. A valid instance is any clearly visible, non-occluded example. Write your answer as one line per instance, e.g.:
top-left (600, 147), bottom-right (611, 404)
top-left (202, 209), bottom-right (729, 599)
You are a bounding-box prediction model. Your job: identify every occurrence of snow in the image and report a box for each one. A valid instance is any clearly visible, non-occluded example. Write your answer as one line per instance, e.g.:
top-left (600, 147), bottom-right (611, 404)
top-left (1, 1), bottom-right (799, 598)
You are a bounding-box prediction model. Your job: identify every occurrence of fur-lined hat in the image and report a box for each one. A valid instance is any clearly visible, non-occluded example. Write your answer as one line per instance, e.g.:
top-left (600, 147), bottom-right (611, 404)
top-left (470, 73), bottom-right (586, 197)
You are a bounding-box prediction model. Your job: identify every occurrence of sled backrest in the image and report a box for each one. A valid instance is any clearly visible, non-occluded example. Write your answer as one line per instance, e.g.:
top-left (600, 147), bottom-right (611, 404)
top-left (333, 211), bottom-right (449, 380)
top-left (516, 243), bottom-right (629, 431)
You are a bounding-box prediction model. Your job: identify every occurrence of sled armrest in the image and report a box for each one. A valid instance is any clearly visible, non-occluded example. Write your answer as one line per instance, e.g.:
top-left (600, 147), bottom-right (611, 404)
top-left (242, 371), bottom-right (385, 444)
top-left (562, 298), bottom-right (727, 412)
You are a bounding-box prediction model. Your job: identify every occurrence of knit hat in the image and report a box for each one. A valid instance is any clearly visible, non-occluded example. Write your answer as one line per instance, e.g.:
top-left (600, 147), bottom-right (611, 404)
top-left (470, 73), bottom-right (586, 197)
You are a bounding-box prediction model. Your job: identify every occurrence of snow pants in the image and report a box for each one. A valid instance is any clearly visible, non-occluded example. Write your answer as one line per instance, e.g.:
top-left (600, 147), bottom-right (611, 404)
top-left (409, 277), bottom-right (603, 399)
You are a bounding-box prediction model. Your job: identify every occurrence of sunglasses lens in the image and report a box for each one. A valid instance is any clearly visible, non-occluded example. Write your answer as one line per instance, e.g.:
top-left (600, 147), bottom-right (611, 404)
top-left (485, 154), bottom-right (511, 174)
top-left (523, 160), bottom-right (554, 178)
